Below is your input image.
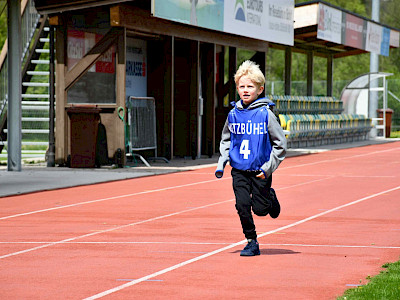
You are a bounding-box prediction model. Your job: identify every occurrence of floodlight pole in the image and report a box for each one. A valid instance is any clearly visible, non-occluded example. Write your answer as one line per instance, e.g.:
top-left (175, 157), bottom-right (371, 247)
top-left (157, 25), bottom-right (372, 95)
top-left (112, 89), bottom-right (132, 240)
top-left (369, 0), bottom-right (380, 137)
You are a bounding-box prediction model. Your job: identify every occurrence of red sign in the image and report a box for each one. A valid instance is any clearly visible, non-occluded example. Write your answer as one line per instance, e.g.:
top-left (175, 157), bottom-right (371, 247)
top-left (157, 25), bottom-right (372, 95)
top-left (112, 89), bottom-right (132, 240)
top-left (67, 29), bottom-right (115, 74)
top-left (95, 34), bottom-right (115, 74)
top-left (344, 14), bottom-right (364, 49)
top-left (67, 29), bottom-right (86, 70)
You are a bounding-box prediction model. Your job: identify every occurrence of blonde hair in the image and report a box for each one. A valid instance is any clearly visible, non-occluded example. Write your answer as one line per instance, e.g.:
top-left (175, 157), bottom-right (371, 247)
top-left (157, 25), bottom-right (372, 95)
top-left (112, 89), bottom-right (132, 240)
top-left (234, 60), bottom-right (265, 87)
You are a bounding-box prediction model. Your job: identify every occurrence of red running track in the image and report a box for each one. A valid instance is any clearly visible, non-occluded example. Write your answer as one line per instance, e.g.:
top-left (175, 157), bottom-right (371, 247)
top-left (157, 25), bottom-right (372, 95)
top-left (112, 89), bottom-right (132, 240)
top-left (1, 142), bottom-right (400, 299)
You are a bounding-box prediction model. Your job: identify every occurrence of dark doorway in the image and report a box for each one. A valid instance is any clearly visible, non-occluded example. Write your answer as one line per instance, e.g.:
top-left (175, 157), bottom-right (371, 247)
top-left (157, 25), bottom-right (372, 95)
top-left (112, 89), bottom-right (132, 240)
top-left (173, 39), bottom-right (198, 158)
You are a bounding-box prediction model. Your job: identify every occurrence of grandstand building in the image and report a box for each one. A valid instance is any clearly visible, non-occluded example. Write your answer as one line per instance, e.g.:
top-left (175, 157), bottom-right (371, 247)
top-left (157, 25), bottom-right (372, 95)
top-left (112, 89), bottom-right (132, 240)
top-left (2, 0), bottom-right (398, 167)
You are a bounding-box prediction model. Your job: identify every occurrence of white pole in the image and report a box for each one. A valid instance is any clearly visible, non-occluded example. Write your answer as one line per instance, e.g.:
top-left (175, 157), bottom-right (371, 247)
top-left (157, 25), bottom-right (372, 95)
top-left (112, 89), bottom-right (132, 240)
top-left (383, 76), bottom-right (387, 138)
top-left (369, 0), bottom-right (380, 138)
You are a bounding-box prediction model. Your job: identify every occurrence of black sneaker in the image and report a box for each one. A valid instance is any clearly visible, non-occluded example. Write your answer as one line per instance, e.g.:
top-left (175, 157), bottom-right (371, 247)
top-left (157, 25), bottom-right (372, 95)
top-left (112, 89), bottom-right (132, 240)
top-left (240, 240), bottom-right (260, 256)
top-left (269, 188), bottom-right (280, 219)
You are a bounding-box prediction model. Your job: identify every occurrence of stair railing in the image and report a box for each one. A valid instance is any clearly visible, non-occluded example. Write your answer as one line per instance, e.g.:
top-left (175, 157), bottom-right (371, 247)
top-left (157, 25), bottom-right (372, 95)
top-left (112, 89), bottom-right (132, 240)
top-left (0, 0), bottom-right (41, 139)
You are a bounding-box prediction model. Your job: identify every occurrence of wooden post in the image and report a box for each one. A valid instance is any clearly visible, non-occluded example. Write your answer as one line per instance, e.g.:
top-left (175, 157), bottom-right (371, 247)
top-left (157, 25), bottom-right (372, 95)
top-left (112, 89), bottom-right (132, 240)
top-left (327, 54), bottom-right (333, 96)
top-left (307, 50), bottom-right (314, 96)
top-left (55, 24), bottom-right (67, 165)
top-left (285, 47), bottom-right (292, 96)
top-left (229, 47), bottom-right (237, 103)
top-left (251, 51), bottom-right (266, 97)
top-left (47, 25), bottom-right (55, 167)
top-left (170, 37), bottom-right (175, 159)
top-left (115, 28), bottom-right (126, 162)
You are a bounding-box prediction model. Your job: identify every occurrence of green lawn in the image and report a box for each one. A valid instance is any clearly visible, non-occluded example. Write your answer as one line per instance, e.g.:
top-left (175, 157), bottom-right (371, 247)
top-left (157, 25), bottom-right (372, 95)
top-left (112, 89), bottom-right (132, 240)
top-left (0, 149), bottom-right (46, 164)
top-left (390, 131), bottom-right (400, 138)
top-left (338, 260), bottom-right (400, 299)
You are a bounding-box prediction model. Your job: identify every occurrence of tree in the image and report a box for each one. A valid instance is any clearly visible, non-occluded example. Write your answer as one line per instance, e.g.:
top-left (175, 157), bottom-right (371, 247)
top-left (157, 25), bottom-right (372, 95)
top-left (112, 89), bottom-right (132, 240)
top-left (0, 1), bottom-right (6, 50)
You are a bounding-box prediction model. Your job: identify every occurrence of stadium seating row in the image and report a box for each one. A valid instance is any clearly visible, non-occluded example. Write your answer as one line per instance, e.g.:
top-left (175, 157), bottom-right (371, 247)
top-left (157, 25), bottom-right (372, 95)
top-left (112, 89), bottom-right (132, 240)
top-left (278, 113), bottom-right (372, 148)
top-left (269, 95), bottom-right (343, 114)
top-left (268, 94), bottom-right (372, 148)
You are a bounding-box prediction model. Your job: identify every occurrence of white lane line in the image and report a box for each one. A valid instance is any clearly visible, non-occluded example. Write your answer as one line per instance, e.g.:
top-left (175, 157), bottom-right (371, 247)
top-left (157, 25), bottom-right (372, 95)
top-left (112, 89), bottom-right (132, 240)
top-left (133, 163), bottom-right (219, 171)
top-left (0, 170), bottom-right (333, 221)
top-left (341, 175), bottom-right (396, 178)
top-left (284, 174), bottom-right (396, 178)
top-left (281, 174), bottom-right (333, 177)
top-left (0, 175), bottom-right (335, 259)
top-left (0, 175), bottom-right (341, 258)
top-left (0, 241), bottom-right (231, 245)
top-left (0, 175), bottom-right (334, 258)
top-left (83, 185), bottom-right (400, 300)
top-left (0, 177), bottom-right (231, 221)
top-left (0, 179), bottom-right (324, 259)
top-left (0, 199), bottom-right (233, 260)
top-left (259, 243), bottom-right (400, 249)
top-left (277, 176), bottom-right (335, 190)
top-left (281, 147), bottom-right (400, 170)
top-left (2, 146), bottom-right (398, 221)
top-left (2, 241), bottom-right (399, 250)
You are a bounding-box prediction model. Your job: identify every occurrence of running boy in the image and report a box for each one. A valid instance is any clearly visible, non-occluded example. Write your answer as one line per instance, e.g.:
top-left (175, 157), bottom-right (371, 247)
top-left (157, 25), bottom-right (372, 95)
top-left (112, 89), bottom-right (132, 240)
top-left (215, 60), bottom-right (287, 256)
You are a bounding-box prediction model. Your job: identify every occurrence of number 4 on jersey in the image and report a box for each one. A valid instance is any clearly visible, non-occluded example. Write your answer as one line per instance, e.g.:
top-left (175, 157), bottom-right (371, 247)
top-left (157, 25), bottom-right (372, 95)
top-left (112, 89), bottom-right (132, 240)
top-left (240, 139), bottom-right (251, 159)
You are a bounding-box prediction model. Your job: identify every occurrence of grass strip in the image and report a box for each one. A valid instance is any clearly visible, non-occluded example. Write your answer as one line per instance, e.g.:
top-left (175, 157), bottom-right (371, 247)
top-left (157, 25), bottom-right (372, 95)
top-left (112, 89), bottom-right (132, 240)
top-left (338, 260), bottom-right (400, 299)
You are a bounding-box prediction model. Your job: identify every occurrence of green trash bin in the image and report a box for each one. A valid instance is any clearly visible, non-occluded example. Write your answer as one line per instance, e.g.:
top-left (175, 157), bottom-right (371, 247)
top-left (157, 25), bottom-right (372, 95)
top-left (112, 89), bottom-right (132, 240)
top-left (67, 106), bottom-right (101, 168)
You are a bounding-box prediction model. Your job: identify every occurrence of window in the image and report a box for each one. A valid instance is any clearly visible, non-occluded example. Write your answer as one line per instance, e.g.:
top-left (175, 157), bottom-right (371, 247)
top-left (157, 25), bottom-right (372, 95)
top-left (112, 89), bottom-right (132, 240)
top-left (67, 29), bottom-right (116, 104)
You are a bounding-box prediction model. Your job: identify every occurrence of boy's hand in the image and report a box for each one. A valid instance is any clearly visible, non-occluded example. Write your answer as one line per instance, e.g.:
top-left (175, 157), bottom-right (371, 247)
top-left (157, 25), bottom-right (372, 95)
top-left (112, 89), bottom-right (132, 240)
top-left (215, 171), bottom-right (223, 178)
top-left (256, 171), bottom-right (265, 179)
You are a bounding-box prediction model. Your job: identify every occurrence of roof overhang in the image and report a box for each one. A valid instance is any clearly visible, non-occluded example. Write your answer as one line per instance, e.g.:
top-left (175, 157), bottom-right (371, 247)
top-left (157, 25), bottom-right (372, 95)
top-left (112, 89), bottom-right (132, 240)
top-left (34, 0), bottom-right (132, 14)
top-left (35, 0), bottom-right (400, 59)
top-left (286, 1), bottom-right (400, 58)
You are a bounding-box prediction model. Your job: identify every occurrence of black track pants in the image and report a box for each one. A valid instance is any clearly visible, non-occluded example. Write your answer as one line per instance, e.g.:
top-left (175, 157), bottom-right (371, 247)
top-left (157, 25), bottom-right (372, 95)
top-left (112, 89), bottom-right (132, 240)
top-left (231, 168), bottom-right (272, 240)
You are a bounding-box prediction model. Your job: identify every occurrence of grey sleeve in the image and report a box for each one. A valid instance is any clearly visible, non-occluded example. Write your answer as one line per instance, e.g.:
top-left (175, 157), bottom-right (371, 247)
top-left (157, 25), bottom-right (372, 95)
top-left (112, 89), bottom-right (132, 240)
top-left (260, 109), bottom-right (287, 177)
top-left (215, 117), bottom-right (230, 177)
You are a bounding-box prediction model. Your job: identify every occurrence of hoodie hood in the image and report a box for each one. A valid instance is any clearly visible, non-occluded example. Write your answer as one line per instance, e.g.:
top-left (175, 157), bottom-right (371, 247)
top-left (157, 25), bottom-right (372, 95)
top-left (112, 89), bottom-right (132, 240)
top-left (235, 97), bottom-right (275, 110)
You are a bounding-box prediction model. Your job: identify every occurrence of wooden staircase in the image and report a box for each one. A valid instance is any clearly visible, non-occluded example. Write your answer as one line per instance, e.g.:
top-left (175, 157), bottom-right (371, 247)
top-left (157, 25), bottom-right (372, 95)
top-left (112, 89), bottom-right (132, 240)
top-left (0, 0), bottom-right (51, 153)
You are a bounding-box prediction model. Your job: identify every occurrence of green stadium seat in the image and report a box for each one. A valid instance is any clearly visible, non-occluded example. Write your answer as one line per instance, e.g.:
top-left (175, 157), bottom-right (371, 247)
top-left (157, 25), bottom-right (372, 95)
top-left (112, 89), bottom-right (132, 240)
top-left (274, 95), bottom-right (372, 147)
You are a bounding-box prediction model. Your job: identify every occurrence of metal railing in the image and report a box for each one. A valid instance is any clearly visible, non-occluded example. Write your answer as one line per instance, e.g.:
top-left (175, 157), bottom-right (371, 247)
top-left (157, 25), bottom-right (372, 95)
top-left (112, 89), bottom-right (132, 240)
top-left (125, 96), bottom-right (168, 166)
top-left (0, 0), bottom-right (41, 134)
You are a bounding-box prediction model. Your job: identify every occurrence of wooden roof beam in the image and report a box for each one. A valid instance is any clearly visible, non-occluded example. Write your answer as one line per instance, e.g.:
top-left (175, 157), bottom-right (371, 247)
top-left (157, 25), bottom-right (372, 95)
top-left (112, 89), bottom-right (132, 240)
top-left (110, 4), bottom-right (269, 52)
top-left (35, 0), bottom-right (131, 14)
top-left (334, 49), bottom-right (367, 58)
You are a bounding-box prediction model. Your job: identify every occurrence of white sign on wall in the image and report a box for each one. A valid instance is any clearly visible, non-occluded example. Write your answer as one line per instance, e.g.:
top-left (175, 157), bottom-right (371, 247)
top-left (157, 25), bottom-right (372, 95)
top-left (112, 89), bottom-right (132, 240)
top-left (390, 30), bottom-right (400, 48)
top-left (126, 38), bottom-right (147, 98)
top-left (223, 0), bottom-right (294, 46)
top-left (152, 0), bottom-right (294, 46)
top-left (316, 3), bottom-right (342, 44)
top-left (365, 22), bottom-right (382, 54)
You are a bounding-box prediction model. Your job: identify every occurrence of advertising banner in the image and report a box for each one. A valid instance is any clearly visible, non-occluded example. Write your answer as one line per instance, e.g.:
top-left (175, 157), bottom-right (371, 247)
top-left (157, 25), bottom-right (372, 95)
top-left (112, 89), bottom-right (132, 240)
top-left (126, 38), bottom-right (147, 98)
top-left (342, 13), bottom-right (365, 49)
top-left (390, 30), bottom-right (400, 48)
top-left (152, 0), bottom-right (294, 46)
top-left (316, 3), bottom-right (342, 44)
top-left (365, 21), bottom-right (382, 55)
top-left (224, 0), bottom-right (294, 46)
top-left (380, 27), bottom-right (390, 57)
top-left (316, 4), bottom-right (393, 56)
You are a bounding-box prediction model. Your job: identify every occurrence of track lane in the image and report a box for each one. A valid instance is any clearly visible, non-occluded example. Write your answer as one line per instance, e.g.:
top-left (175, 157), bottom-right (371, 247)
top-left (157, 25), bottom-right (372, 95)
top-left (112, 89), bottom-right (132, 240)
top-left (0, 142), bottom-right (399, 299)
